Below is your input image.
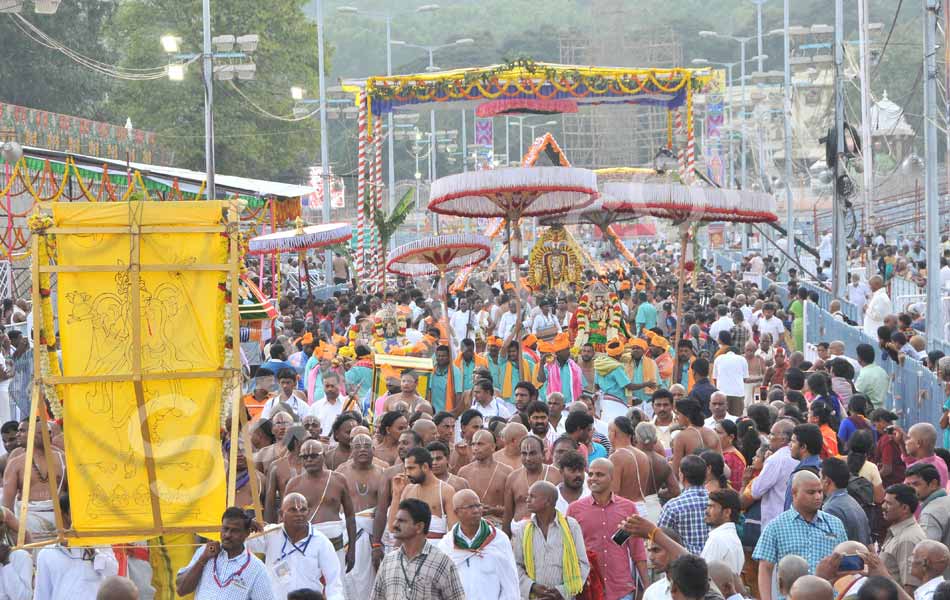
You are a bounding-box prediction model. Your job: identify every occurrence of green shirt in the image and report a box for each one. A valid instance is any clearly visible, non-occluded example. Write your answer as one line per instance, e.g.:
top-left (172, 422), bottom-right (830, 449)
top-left (854, 363), bottom-right (889, 408)
top-left (428, 365), bottom-right (463, 412)
top-left (595, 366), bottom-right (630, 400)
top-left (635, 302), bottom-right (658, 332)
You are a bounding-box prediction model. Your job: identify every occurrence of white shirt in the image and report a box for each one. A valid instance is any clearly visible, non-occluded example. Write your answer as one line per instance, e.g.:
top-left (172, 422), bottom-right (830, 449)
top-left (756, 316), bottom-right (786, 345)
top-left (449, 309), bottom-right (474, 344)
top-left (848, 281), bottom-right (871, 308)
top-left (310, 397), bottom-right (344, 437)
top-left (177, 546), bottom-right (273, 600)
top-left (555, 481), bottom-right (591, 513)
top-left (643, 574), bottom-right (671, 600)
top-left (531, 312), bottom-right (561, 336)
top-left (709, 316), bottom-right (735, 343)
top-left (495, 311), bottom-right (519, 339)
top-left (438, 523), bottom-right (521, 600)
top-left (260, 394), bottom-right (309, 421)
top-left (704, 414), bottom-right (737, 429)
top-left (0, 550), bottom-right (32, 600)
top-left (916, 575), bottom-right (945, 600)
top-left (942, 265), bottom-right (950, 290)
top-left (713, 351), bottom-right (748, 397)
top-left (35, 546), bottom-right (119, 600)
top-left (701, 522), bottom-right (745, 575)
top-left (863, 287), bottom-right (893, 339)
top-left (246, 524), bottom-right (343, 600)
top-left (740, 305), bottom-right (755, 326)
top-left (471, 397), bottom-right (514, 420)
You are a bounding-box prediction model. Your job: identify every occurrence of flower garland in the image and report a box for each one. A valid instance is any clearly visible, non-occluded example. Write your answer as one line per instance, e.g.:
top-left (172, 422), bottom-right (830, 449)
top-left (27, 212), bottom-right (63, 420)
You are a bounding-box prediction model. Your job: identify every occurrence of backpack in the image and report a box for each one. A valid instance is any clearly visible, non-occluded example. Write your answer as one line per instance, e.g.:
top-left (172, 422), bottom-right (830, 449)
top-left (847, 475), bottom-right (874, 508)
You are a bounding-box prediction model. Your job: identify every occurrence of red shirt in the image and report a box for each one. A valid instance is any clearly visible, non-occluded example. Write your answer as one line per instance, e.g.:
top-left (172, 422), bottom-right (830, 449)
top-left (567, 493), bottom-right (647, 600)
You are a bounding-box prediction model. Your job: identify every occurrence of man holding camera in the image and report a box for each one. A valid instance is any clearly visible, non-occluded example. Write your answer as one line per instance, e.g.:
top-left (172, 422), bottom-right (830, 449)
top-left (567, 458), bottom-right (647, 600)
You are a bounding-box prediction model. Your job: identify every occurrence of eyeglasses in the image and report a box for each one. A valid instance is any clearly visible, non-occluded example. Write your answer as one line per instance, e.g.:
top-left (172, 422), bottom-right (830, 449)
top-left (457, 503), bottom-right (482, 511)
top-left (299, 453), bottom-right (324, 459)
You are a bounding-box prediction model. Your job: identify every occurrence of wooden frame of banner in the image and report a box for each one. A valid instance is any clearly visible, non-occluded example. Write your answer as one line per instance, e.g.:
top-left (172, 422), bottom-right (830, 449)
top-left (18, 201), bottom-right (244, 547)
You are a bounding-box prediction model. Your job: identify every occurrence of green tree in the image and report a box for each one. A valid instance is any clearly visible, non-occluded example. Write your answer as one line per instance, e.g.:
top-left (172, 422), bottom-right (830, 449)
top-left (0, 3), bottom-right (116, 117)
top-left (105, 0), bottom-right (324, 181)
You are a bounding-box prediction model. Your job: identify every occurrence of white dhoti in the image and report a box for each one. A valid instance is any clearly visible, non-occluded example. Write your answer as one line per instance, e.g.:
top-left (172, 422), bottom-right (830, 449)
top-left (128, 557), bottom-right (156, 600)
top-left (344, 512), bottom-right (376, 600)
top-left (314, 519), bottom-right (346, 575)
top-left (18, 499), bottom-right (56, 540)
top-left (635, 494), bottom-right (663, 524)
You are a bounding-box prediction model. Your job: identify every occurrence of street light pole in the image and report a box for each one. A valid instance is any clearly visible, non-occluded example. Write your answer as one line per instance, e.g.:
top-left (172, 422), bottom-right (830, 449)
top-left (201, 0), bottom-right (215, 200)
top-left (924, 0), bottom-right (944, 340)
top-left (754, 0), bottom-right (767, 72)
top-left (316, 0), bottom-right (333, 285)
top-left (783, 0), bottom-right (796, 266)
top-left (832, 0), bottom-right (847, 297)
top-left (739, 39), bottom-right (747, 191)
top-left (385, 16), bottom-right (395, 213)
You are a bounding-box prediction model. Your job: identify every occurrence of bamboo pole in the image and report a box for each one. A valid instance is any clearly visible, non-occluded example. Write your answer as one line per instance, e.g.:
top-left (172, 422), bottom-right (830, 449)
top-left (46, 370), bottom-right (231, 385)
top-left (38, 408), bottom-right (65, 535)
top-left (127, 208), bottom-right (164, 531)
top-left (239, 403), bottom-right (263, 523)
top-left (39, 264), bottom-right (231, 274)
top-left (18, 234), bottom-right (44, 548)
top-left (226, 203), bottom-right (243, 508)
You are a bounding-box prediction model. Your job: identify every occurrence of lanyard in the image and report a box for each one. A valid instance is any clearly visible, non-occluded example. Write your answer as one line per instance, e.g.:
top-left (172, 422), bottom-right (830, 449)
top-left (212, 550), bottom-right (251, 588)
top-left (278, 529), bottom-right (313, 561)
top-left (399, 550), bottom-right (426, 599)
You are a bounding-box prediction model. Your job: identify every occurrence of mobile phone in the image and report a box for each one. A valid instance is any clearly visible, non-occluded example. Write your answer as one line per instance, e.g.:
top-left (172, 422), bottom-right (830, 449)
top-left (885, 426), bottom-right (896, 434)
top-left (759, 386), bottom-right (768, 403)
top-left (611, 529), bottom-right (631, 546)
top-left (839, 554), bottom-right (864, 572)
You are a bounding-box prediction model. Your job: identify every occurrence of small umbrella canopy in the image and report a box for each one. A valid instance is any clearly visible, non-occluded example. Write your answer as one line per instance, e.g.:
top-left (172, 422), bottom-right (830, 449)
top-left (386, 233), bottom-right (491, 277)
top-left (428, 167), bottom-right (598, 220)
top-left (602, 182), bottom-right (778, 224)
top-left (247, 221), bottom-right (351, 255)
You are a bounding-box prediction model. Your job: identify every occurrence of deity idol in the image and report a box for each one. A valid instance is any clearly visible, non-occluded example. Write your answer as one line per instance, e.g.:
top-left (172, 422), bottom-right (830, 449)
top-left (573, 282), bottom-right (624, 352)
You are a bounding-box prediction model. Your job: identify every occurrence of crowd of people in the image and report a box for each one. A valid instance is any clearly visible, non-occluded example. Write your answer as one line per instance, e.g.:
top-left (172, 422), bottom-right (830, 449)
top-left (4, 238), bottom-right (950, 600)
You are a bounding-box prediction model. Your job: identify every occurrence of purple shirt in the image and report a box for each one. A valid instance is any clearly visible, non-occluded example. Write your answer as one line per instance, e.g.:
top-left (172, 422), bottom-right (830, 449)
top-left (903, 454), bottom-right (949, 488)
top-left (751, 445), bottom-right (799, 528)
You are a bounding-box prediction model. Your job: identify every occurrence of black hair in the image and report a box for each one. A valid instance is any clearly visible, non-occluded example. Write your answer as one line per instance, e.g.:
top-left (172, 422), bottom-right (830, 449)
top-left (288, 590), bottom-right (326, 600)
top-left (885, 483), bottom-right (919, 514)
top-left (847, 429), bottom-right (874, 475)
top-left (514, 381), bottom-right (538, 398)
top-left (270, 344), bottom-right (285, 359)
top-left (784, 368), bottom-right (806, 391)
top-left (668, 555), bottom-right (709, 599)
top-left (691, 358), bottom-right (710, 378)
top-left (736, 418), bottom-right (761, 464)
top-left (564, 411), bottom-right (594, 434)
top-left (425, 441), bottom-right (450, 458)
top-left (820, 457), bottom-right (851, 489)
top-left (526, 400), bottom-right (550, 416)
top-left (700, 450), bottom-right (728, 490)
top-left (747, 403), bottom-right (772, 434)
top-left (0, 421), bottom-right (18, 435)
top-left (612, 416), bottom-right (635, 438)
top-left (378, 411), bottom-right (407, 436)
top-left (674, 398), bottom-right (705, 426)
top-left (848, 394), bottom-right (870, 416)
top-left (856, 343), bottom-right (876, 365)
top-left (221, 506), bottom-right (251, 531)
top-left (405, 446), bottom-right (433, 468)
top-left (792, 423), bottom-right (823, 457)
top-left (398, 498), bottom-right (432, 534)
top-left (708, 488), bottom-right (741, 523)
top-left (557, 449), bottom-right (586, 472)
top-left (331, 412), bottom-right (360, 436)
top-left (283, 426), bottom-right (309, 452)
top-left (276, 367), bottom-right (297, 381)
top-left (807, 372), bottom-right (830, 396)
top-left (461, 338), bottom-right (475, 350)
top-left (474, 380), bottom-right (494, 394)
top-left (869, 408), bottom-right (898, 424)
top-left (680, 455), bottom-right (707, 486)
top-left (400, 429), bottom-right (423, 447)
top-left (905, 462), bottom-right (941, 486)
top-left (432, 411), bottom-right (455, 426)
top-left (810, 399), bottom-right (833, 425)
top-left (459, 409), bottom-right (483, 427)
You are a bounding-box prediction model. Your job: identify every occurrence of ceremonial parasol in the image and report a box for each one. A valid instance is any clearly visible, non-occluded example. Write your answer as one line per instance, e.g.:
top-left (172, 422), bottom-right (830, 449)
top-left (604, 181), bottom-right (777, 367)
top-left (247, 220), bottom-right (352, 299)
top-left (428, 167), bottom-right (597, 278)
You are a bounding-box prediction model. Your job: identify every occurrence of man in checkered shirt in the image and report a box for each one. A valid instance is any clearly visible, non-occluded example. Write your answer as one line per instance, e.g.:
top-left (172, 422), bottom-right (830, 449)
top-left (371, 498), bottom-right (465, 600)
top-left (657, 454), bottom-right (710, 554)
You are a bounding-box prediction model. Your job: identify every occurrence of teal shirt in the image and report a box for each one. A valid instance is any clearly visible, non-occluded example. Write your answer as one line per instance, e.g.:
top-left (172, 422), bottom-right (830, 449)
top-left (488, 356), bottom-right (503, 391)
top-left (630, 360), bottom-right (651, 405)
top-left (344, 365), bottom-right (374, 413)
top-left (635, 302), bottom-right (658, 332)
top-left (541, 360), bottom-right (578, 404)
top-left (457, 359), bottom-right (477, 391)
top-left (428, 365), bottom-right (463, 413)
top-left (595, 365), bottom-right (631, 400)
top-left (304, 355), bottom-right (319, 389)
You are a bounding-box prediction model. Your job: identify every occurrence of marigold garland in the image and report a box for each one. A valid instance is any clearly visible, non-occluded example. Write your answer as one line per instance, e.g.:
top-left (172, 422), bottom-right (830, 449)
top-left (27, 212), bottom-right (63, 420)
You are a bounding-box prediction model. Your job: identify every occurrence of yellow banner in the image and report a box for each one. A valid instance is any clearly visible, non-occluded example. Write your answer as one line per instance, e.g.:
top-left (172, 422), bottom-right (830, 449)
top-left (53, 202), bottom-right (229, 544)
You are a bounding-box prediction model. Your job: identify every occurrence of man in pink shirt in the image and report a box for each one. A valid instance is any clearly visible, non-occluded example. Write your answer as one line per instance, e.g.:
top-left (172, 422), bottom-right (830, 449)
top-left (899, 423), bottom-right (949, 488)
top-left (567, 458), bottom-right (648, 600)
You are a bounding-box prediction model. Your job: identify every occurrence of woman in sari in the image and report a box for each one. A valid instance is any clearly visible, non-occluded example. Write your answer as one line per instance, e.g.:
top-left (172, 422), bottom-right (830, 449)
top-left (789, 287), bottom-right (807, 352)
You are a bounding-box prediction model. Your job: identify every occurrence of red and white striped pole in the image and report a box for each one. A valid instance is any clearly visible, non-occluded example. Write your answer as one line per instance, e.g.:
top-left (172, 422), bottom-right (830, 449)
top-left (675, 107), bottom-right (687, 183)
top-left (685, 86), bottom-right (696, 184)
top-left (356, 92), bottom-right (367, 288)
top-left (372, 116), bottom-right (384, 293)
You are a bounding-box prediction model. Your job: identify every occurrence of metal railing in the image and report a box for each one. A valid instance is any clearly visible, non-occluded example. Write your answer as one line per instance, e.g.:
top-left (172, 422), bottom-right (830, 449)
top-left (805, 301), bottom-right (947, 445)
top-left (798, 280), bottom-right (860, 324)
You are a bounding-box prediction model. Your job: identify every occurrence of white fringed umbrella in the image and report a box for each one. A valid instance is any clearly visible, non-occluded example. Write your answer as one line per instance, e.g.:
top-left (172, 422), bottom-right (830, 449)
top-left (247, 221), bottom-right (352, 298)
top-left (386, 234), bottom-right (491, 278)
top-left (428, 167), bottom-right (597, 275)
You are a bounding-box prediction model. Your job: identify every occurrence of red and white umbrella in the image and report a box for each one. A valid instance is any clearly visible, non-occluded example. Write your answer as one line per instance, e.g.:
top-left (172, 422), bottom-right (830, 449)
top-left (247, 221), bottom-right (351, 255)
top-left (386, 233), bottom-right (491, 278)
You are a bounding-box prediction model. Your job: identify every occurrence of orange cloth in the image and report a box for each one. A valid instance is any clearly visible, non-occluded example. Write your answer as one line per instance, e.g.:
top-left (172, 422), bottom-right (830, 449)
top-left (454, 353), bottom-right (489, 370)
top-left (606, 337), bottom-right (624, 358)
top-left (523, 334), bottom-right (539, 348)
top-left (628, 337), bottom-right (649, 351)
top-left (655, 352), bottom-right (674, 382)
top-left (820, 423), bottom-right (840, 459)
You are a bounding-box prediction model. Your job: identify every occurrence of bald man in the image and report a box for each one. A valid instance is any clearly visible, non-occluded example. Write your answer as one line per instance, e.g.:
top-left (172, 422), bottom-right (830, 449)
top-left (567, 458), bottom-right (648, 600)
top-left (902, 423), bottom-right (949, 488)
top-left (776, 554), bottom-right (809, 599)
top-left (789, 575), bottom-right (834, 600)
top-left (910, 539), bottom-right (950, 599)
top-left (511, 480), bottom-right (589, 600)
top-left (284, 439), bottom-right (356, 575)
top-left (437, 489), bottom-right (520, 600)
top-left (752, 471), bottom-right (847, 600)
top-left (707, 561), bottom-right (744, 600)
top-left (502, 435), bottom-right (561, 536)
top-left (412, 419), bottom-right (438, 445)
top-left (96, 576), bottom-right (138, 600)
top-left (458, 429), bottom-right (512, 527)
top-left (335, 433), bottom-right (384, 600)
top-left (246, 492), bottom-right (344, 599)
top-left (494, 422), bottom-right (527, 471)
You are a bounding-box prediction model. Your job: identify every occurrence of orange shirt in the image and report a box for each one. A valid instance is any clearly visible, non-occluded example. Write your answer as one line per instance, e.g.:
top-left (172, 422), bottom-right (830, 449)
top-left (820, 423), bottom-right (840, 459)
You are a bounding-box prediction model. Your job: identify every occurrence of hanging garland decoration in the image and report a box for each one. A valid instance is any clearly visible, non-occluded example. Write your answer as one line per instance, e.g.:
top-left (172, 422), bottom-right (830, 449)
top-left (27, 212), bottom-right (63, 419)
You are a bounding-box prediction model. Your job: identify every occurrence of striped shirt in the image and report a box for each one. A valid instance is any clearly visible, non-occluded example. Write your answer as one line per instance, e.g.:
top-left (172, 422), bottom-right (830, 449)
top-left (371, 541), bottom-right (465, 600)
